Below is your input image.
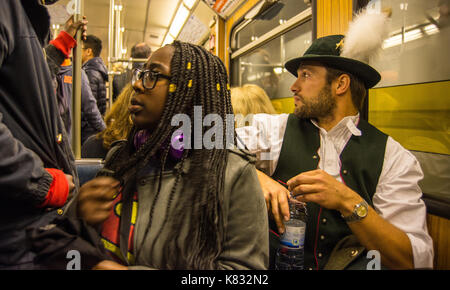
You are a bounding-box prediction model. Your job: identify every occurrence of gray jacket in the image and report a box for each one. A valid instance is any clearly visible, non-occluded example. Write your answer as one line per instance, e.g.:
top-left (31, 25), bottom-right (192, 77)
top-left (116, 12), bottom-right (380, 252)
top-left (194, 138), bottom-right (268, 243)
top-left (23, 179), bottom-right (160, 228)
top-left (101, 147), bottom-right (269, 270)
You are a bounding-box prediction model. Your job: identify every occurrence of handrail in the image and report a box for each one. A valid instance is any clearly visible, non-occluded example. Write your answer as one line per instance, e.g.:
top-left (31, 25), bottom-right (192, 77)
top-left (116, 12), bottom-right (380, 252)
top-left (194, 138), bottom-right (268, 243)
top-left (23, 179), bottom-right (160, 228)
top-left (230, 7), bottom-right (312, 59)
top-left (72, 0), bottom-right (84, 159)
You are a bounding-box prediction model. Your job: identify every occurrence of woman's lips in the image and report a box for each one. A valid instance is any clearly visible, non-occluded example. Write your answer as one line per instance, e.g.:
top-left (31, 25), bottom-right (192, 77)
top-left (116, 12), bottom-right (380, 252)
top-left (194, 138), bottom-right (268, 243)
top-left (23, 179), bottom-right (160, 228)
top-left (129, 98), bottom-right (143, 114)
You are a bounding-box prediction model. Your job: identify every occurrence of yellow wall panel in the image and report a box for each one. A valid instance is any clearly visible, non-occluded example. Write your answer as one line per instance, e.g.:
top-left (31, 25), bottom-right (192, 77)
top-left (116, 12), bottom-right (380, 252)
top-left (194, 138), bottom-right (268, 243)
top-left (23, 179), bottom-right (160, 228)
top-left (369, 81), bottom-right (450, 155)
top-left (271, 97), bottom-right (294, 114)
top-left (316, 0), bottom-right (352, 37)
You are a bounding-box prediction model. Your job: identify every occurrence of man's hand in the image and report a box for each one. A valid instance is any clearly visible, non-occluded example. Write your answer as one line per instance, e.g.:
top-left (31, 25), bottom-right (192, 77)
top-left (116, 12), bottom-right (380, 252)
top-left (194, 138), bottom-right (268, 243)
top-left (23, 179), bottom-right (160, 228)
top-left (287, 169), bottom-right (361, 215)
top-left (64, 15), bottom-right (88, 40)
top-left (256, 169), bottom-right (291, 234)
top-left (92, 260), bottom-right (128, 270)
top-left (77, 177), bottom-right (120, 226)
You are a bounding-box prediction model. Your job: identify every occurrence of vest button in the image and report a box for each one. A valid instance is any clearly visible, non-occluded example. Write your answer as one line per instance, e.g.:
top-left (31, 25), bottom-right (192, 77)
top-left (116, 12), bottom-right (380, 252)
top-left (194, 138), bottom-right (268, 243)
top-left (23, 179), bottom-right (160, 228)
top-left (312, 155), bottom-right (318, 159)
top-left (57, 209), bottom-right (63, 215)
top-left (350, 250), bottom-right (359, 257)
top-left (322, 218), bottom-right (327, 224)
top-left (342, 169), bottom-right (348, 175)
top-left (318, 252), bottom-right (323, 258)
top-left (308, 267), bottom-right (313, 270)
top-left (320, 235), bottom-right (325, 240)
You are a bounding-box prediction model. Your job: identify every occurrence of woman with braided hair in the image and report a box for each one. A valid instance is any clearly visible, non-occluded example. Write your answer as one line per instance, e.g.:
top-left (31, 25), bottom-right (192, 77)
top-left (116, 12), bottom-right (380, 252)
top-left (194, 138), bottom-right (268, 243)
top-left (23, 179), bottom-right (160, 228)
top-left (77, 41), bottom-right (269, 270)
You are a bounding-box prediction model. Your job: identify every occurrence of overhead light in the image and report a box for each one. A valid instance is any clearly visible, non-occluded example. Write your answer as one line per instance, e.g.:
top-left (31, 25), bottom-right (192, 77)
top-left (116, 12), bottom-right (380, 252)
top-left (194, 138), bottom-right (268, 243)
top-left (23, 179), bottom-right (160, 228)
top-left (404, 28), bottom-right (423, 42)
top-left (183, 0), bottom-right (197, 9)
top-left (383, 34), bottom-right (402, 49)
top-left (424, 24), bottom-right (439, 35)
top-left (169, 5), bottom-right (190, 38)
top-left (162, 34), bottom-right (175, 46)
top-left (273, 67), bottom-right (283, 74)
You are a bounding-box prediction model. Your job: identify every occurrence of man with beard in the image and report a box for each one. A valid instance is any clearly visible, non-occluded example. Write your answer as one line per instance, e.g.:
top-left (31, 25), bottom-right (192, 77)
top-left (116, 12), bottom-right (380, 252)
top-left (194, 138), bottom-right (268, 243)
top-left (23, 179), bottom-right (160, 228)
top-left (236, 32), bottom-right (433, 269)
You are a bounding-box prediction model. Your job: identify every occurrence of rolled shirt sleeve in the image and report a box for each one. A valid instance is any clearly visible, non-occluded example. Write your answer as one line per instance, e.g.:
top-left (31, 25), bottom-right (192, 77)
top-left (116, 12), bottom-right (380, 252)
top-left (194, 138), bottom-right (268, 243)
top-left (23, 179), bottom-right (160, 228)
top-left (373, 137), bottom-right (434, 269)
top-left (235, 113), bottom-right (288, 176)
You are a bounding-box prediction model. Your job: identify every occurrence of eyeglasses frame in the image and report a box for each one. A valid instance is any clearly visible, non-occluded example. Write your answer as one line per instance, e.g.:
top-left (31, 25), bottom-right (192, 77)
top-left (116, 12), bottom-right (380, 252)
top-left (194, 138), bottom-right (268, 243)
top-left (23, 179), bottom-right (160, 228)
top-left (132, 68), bottom-right (172, 90)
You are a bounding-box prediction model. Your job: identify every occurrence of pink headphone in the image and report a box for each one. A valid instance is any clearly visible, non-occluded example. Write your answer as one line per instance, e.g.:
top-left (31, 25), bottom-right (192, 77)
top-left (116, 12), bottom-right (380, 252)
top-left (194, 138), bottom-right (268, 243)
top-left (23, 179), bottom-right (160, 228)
top-left (133, 129), bottom-right (184, 161)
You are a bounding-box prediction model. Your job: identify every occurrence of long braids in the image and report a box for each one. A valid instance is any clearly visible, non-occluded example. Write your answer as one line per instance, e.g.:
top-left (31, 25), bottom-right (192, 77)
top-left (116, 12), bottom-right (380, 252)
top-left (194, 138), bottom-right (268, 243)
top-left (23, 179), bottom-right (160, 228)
top-left (107, 41), bottom-right (233, 269)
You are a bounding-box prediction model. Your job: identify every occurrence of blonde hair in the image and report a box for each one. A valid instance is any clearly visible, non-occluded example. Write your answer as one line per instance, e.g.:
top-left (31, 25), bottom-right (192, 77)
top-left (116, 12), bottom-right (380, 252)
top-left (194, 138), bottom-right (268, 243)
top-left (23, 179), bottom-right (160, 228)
top-left (231, 84), bottom-right (277, 117)
top-left (97, 83), bottom-right (134, 149)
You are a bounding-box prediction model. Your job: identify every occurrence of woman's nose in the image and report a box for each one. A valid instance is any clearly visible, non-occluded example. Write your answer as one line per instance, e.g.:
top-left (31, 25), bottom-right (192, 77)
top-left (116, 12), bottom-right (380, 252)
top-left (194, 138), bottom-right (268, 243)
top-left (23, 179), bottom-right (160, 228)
top-left (132, 78), bottom-right (145, 93)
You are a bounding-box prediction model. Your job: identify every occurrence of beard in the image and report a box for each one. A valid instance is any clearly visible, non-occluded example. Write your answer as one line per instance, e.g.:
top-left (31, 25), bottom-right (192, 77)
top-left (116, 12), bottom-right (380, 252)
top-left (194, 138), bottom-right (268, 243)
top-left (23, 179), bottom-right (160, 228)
top-left (294, 83), bottom-right (336, 120)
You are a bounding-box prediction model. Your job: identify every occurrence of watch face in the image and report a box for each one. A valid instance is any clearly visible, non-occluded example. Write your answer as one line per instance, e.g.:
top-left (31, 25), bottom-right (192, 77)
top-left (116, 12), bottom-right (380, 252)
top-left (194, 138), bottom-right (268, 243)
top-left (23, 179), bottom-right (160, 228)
top-left (356, 204), bottom-right (368, 217)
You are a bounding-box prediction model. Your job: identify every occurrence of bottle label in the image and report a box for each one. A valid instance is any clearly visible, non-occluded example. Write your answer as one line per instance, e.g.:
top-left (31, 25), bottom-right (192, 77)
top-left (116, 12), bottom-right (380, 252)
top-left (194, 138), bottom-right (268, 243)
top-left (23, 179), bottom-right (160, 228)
top-left (280, 225), bottom-right (305, 249)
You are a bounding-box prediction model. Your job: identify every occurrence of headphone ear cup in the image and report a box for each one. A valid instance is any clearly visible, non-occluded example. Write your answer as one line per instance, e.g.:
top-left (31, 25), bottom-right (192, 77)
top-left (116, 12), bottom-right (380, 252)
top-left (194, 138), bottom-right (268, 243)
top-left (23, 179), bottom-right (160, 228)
top-left (168, 133), bottom-right (184, 161)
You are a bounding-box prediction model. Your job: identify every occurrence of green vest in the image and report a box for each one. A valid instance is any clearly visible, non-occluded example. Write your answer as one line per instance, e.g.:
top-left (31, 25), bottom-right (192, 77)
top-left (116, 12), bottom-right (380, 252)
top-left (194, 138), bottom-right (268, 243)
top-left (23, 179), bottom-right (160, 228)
top-left (271, 114), bottom-right (388, 269)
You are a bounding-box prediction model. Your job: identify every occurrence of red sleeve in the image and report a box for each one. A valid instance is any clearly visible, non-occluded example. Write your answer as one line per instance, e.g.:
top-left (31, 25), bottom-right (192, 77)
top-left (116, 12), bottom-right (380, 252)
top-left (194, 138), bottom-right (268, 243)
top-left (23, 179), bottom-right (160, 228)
top-left (38, 168), bottom-right (69, 208)
top-left (49, 30), bottom-right (77, 58)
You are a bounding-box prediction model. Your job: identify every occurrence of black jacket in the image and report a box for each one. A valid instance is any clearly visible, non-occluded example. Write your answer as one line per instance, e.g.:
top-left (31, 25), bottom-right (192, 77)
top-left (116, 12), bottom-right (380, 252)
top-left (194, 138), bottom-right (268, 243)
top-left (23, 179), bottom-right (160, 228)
top-left (57, 63), bottom-right (106, 143)
top-left (82, 57), bottom-right (108, 116)
top-left (0, 0), bottom-right (77, 267)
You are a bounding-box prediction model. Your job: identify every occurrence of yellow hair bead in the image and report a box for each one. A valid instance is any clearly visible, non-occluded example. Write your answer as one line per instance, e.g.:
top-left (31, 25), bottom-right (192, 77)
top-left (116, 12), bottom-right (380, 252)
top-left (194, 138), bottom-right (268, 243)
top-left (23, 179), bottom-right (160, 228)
top-left (187, 62), bottom-right (191, 70)
top-left (227, 83), bottom-right (230, 90)
top-left (188, 80), bottom-right (193, 88)
top-left (169, 84), bottom-right (177, 93)
top-left (216, 83), bottom-right (220, 91)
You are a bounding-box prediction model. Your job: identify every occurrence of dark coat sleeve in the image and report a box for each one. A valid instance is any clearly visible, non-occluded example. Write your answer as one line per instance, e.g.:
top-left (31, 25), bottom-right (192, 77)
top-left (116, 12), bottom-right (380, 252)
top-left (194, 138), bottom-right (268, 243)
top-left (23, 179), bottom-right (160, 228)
top-left (0, 113), bottom-right (53, 206)
top-left (0, 15), bottom-right (52, 206)
top-left (44, 44), bottom-right (66, 79)
top-left (81, 70), bottom-right (106, 132)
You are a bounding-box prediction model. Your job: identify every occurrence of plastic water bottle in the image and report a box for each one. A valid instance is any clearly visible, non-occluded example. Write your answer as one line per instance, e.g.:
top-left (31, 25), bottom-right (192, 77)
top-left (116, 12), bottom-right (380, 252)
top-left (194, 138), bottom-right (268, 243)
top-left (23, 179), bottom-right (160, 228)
top-left (275, 201), bottom-right (307, 270)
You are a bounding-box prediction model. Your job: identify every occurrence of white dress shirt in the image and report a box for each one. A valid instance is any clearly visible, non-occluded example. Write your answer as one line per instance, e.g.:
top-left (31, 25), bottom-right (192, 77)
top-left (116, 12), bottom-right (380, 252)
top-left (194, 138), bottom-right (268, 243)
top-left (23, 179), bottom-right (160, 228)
top-left (236, 113), bottom-right (434, 269)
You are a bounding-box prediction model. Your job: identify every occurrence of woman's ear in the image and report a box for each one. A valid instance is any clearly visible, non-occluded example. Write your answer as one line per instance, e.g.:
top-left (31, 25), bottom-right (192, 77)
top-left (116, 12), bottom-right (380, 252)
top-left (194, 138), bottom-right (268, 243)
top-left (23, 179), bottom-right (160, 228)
top-left (335, 73), bottom-right (351, 96)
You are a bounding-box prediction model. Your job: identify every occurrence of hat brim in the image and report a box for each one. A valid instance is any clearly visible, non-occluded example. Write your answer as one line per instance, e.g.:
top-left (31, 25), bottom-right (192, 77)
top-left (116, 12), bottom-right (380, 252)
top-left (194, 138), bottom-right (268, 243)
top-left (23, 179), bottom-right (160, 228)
top-left (284, 54), bottom-right (381, 88)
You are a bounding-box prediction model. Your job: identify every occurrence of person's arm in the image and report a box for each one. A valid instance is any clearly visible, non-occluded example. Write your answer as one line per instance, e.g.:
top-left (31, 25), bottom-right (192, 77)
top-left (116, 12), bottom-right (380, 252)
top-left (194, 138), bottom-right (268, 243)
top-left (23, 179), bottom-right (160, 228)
top-left (45, 16), bottom-right (87, 77)
top-left (287, 138), bottom-right (433, 269)
top-left (0, 113), bottom-right (71, 208)
top-left (287, 169), bottom-right (414, 269)
top-left (255, 168), bottom-right (291, 234)
top-left (236, 114), bottom-right (291, 234)
top-left (81, 70), bottom-right (106, 132)
top-left (0, 14), bottom-right (74, 209)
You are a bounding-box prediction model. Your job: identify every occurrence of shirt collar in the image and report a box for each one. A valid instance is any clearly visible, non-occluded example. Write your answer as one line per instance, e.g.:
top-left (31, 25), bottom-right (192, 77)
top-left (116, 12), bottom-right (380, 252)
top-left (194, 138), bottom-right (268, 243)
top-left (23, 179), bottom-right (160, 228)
top-left (310, 113), bottom-right (362, 136)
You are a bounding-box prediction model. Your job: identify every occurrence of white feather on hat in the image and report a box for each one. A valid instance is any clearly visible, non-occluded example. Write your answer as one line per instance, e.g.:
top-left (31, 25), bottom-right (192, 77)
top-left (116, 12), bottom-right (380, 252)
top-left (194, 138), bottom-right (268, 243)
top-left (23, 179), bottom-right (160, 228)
top-left (340, 9), bottom-right (390, 63)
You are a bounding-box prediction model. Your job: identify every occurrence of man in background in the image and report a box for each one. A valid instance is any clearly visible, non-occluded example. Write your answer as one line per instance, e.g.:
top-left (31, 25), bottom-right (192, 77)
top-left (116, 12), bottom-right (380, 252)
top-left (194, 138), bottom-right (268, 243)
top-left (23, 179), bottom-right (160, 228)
top-left (81, 34), bottom-right (108, 143)
top-left (112, 42), bottom-right (152, 102)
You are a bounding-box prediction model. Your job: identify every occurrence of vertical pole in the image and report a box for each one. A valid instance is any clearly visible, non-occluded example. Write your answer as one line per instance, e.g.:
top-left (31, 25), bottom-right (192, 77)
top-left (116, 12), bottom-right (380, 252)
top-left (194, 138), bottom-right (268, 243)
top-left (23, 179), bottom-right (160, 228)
top-left (72, 0), bottom-right (84, 159)
top-left (108, 0), bottom-right (115, 110)
top-left (115, 5), bottom-right (122, 60)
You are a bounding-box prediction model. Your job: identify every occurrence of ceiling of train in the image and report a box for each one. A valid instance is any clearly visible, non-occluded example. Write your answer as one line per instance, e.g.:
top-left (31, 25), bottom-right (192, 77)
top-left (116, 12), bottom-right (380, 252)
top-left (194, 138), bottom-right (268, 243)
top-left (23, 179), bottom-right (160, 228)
top-left (53, 0), bottom-right (210, 62)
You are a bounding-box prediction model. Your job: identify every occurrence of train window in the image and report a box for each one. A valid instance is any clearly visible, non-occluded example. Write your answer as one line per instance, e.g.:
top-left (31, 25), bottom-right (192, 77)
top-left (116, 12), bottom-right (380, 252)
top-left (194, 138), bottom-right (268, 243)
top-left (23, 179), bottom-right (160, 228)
top-left (230, 0), bottom-right (312, 103)
top-left (231, 22), bottom-right (312, 100)
top-left (236, 0), bottom-right (310, 49)
top-left (368, 0), bottom-right (450, 87)
top-left (364, 0), bottom-right (449, 201)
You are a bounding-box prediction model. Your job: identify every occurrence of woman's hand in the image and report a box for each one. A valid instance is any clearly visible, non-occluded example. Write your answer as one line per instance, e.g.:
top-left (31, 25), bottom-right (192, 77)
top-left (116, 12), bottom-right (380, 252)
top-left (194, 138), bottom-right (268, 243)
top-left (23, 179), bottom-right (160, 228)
top-left (92, 260), bottom-right (128, 270)
top-left (77, 177), bottom-right (120, 226)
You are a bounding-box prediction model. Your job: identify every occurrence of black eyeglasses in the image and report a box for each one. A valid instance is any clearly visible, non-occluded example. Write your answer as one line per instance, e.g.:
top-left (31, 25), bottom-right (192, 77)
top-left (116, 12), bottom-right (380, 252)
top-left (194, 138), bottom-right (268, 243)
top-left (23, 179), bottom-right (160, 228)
top-left (132, 68), bottom-right (171, 90)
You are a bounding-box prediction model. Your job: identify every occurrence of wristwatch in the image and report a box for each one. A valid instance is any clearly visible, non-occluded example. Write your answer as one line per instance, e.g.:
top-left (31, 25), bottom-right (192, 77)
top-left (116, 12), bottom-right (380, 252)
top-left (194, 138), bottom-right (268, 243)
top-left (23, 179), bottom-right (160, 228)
top-left (342, 200), bottom-right (369, 223)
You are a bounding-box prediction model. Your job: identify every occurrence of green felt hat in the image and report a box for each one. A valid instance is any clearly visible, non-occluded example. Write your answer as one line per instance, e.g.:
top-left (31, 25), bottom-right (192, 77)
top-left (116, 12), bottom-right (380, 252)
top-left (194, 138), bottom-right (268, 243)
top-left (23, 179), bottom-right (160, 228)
top-left (284, 34), bottom-right (381, 88)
